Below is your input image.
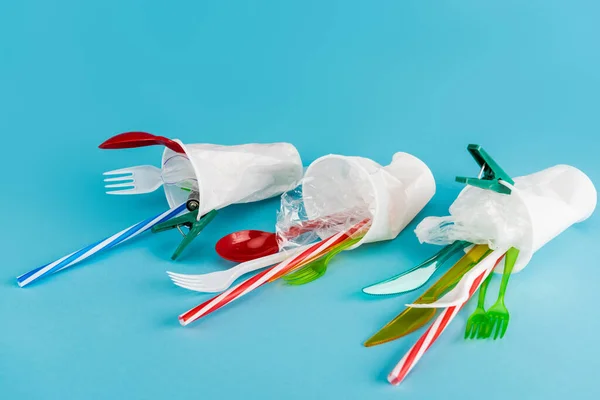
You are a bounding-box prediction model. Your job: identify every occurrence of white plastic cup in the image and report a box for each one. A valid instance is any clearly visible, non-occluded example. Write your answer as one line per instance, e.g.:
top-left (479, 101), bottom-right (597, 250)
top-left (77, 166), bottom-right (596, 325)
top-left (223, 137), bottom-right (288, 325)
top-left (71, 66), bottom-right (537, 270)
top-left (417, 164), bottom-right (597, 273)
top-left (161, 141), bottom-right (303, 218)
top-left (301, 152), bottom-right (436, 248)
top-left (503, 164), bottom-right (597, 272)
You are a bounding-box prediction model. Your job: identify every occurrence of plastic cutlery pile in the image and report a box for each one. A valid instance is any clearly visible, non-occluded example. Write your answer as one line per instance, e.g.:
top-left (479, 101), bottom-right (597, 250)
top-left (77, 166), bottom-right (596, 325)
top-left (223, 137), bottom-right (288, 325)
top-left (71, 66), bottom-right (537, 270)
top-left (16, 137), bottom-right (596, 389)
top-left (357, 146), bottom-right (526, 385)
top-left (463, 247), bottom-right (519, 340)
top-left (364, 245), bottom-right (512, 385)
top-left (177, 219), bottom-right (371, 326)
top-left (362, 240), bottom-right (470, 296)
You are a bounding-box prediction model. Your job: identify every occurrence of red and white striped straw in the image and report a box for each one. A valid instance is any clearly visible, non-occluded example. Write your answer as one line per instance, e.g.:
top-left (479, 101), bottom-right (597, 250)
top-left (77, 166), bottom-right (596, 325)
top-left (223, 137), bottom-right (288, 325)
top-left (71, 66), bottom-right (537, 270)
top-left (179, 219), bottom-right (371, 326)
top-left (388, 250), bottom-right (505, 386)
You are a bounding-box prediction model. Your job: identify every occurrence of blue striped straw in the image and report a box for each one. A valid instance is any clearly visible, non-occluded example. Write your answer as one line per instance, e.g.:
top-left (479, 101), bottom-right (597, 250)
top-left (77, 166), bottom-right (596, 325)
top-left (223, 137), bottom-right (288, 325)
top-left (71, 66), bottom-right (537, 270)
top-left (17, 203), bottom-right (187, 287)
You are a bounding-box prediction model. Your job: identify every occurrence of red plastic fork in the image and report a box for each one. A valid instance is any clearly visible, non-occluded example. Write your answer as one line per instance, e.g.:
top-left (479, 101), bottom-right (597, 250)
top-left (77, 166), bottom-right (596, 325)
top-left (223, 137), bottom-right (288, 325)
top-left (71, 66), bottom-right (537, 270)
top-left (99, 131), bottom-right (186, 154)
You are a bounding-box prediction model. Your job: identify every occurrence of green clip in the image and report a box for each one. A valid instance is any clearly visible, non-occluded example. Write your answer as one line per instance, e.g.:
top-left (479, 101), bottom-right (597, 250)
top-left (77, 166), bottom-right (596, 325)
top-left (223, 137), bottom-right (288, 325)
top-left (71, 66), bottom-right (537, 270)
top-left (455, 144), bottom-right (514, 195)
top-left (152, 208), bottom-right (218, 260)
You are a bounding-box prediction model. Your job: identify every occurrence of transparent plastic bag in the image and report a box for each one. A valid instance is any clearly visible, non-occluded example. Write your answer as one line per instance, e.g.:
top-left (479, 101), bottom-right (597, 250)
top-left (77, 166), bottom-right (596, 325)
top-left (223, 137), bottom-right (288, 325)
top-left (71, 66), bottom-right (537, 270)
top-left (276, 184), bottom-right (372, 251)
top-left (415, 185), bottom-right (530, 250)
top-left (276, 152), bottom-right (436, 251)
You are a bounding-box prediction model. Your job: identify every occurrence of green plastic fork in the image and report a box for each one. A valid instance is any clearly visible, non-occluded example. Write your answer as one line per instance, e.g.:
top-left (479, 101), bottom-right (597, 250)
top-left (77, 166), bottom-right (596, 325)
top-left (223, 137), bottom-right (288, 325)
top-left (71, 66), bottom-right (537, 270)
top-left (464, 272), bottom-right (493, 339)
top-left (482, 247), bottom-right (520, 340)
top-left (283, 237), bottom-right (362, 285)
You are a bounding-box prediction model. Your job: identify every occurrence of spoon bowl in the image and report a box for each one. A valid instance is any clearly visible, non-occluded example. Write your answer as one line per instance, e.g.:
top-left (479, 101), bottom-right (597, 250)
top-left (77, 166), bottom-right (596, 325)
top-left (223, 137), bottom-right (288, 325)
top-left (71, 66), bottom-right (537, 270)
top-left (99, 131), bottom-right (186, 154)
top-left (215, 230), bottom-right (279, 262)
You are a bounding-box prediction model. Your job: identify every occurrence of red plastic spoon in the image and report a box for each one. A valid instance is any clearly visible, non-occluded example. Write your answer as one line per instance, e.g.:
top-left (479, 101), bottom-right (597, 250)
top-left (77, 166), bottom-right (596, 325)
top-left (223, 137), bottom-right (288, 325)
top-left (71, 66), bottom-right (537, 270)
top-left (99, 131), bottom-right (186, 154)
top-left (215, 230), bottom-right (279, 262)
top-left (215, 213), bottom-right (355, 262)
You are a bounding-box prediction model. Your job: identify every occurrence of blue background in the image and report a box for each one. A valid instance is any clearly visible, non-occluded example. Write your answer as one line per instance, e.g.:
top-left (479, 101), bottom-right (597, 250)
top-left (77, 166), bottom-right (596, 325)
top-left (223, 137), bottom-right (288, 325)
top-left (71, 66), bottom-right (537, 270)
top-left (1, 1), bottom-right (599, 399)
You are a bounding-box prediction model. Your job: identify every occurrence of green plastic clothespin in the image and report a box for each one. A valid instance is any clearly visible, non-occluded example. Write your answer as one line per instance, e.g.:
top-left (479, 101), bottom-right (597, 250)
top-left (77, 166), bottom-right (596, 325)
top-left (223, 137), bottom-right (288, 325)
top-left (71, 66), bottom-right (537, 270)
top-left (455, 144), bottom-right (515, 195)
top-left (152, 192), bottom-right (218, 260)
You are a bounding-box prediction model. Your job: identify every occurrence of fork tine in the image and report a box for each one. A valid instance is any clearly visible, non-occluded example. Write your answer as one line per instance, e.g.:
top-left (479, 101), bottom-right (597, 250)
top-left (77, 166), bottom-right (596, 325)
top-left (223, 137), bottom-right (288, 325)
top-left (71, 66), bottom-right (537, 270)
top-left (103, 167), bottom-right (133, 175)
top-left (477, 323), bottom-right (488, 339)
top-left (493, 318), bottom-right (501, 340)
top-left (465, 321), bottom-right (473, 339)
top-left (500, 318), bottom-right (509, 338)
top-left (168, 278), bottom-right (204, 286)
top-left (170, 279), bottom-right (196, 289)
top-left (464, 321), bottom-right (471, 340)
top-left (168, 274), bottom-right (213, 284)
top-left (464, 321), bottom-right (472, 339)
top-left (168, 275), bottom-right (211, 289)
top-left (166, 271), bottom-right (198, 280)
top-left (485, 318), bottom-right (494, 339)
top-left (166, 271), bottom-right (202, 280)
top-left (171, 280), bottom-right (207, 292)
top-left (477, 315), bottom-right (494, 339)
top-left (106, 188), bottom-right (137, 195)
top-left (167, 273), bottom-right (224, 287)
top-left (168, 276), bottom-right (198, 286)
top-left (496, 319), bottom-right (504, 340)
top-left (470, 323), bottom-right (479, 339)
top-left (168, 276), bottom-right (201, 284)
top-left (104, 176), bottom-right (133, 183)
top-left (473, 321), bottom-right (483, 340)
top-left (105, 182), bottom-right (135, 189)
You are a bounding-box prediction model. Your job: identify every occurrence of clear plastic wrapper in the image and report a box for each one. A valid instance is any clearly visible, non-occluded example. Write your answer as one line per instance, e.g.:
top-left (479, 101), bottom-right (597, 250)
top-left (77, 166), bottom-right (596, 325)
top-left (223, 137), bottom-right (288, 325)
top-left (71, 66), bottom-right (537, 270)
top-left (276, 152), bottom-right (436, 251)
top-left (276, 184), bottom-right (371, 251)
top-left (415, 184), bottom-right (530, 250)
top-left (416, 164), bottom-right (597, 272)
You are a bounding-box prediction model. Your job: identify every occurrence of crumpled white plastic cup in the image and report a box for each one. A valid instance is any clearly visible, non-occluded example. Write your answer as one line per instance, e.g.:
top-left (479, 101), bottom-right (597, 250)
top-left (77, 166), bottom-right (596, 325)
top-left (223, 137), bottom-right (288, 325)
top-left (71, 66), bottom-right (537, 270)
top-left (417, 164), bottom-right (597, 273)
top-left (301, 152), bottom-right (436, 248)
top-left (161, 141), bottom-right (303, 218)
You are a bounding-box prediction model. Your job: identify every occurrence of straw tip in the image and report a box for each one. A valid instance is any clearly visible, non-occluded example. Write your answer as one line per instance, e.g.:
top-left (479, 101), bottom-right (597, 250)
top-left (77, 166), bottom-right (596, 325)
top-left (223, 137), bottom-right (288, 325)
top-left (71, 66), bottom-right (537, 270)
top-left (178, 316), bottom-right (188, 326)
top-left (387, 374), bottom-right (401, 386)
top-left (15, 279), bottom-right (27, 288)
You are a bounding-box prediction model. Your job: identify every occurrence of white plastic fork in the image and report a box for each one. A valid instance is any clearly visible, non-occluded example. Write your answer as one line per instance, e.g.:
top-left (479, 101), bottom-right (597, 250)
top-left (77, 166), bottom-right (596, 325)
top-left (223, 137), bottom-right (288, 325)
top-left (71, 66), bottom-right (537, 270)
top-left (167, 245), bottom-right (311, 293)
top-left (103, 165), bottom-right (163, 195)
